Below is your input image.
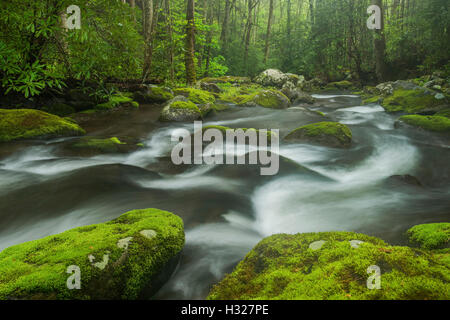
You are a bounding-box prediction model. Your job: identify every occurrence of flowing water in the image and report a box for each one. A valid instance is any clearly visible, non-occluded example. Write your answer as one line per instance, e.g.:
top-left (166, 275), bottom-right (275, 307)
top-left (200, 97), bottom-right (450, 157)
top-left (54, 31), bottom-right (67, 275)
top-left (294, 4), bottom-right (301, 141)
top-left (0, 94), bottom-right (449, 299)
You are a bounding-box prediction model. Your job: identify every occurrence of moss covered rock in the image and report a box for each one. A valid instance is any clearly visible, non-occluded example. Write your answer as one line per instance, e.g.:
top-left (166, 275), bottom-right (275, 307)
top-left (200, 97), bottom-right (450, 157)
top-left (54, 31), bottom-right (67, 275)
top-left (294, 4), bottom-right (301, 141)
top-left (0, 208), bottom-right (185, 300)
top-left (435, 108), bottom-right (450, 118)
top-left (395, 115), bottom-right (450, 132)
top-left (208, 232), bottom-right (450, 300)
top-left (133, 86), bottom-right (174, 103)
top-left (407, 223), bottom-right (450, 250)
top-left (285, 122), bottom-right (352, 148)
top-left (95, 93), bottom-right (139, 110)
top-left (254, 69), bottom-right (290, 88)
top-left (173, 88), bottom-right (215, 105)
top-left (68, 136), bottom-right (138, 155)
top-left (326, 80), bottom-right (355, 90)
top-left (200, 76), bottom-right (251, 84)
top-left (159, 96), bottom-right (202, 122)
top-left (237, 89), bottom-right (291, 109)
top-left (382, 88), bottom-right (446, 114)
top-left (0, 109), bottom-right (85, 142)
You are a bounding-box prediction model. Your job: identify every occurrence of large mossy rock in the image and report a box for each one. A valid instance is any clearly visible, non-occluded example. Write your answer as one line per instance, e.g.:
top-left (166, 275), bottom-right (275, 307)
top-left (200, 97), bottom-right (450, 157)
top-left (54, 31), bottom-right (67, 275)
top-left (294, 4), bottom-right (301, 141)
top-left (407, 223), bottom-right (450, 250)
top-left (395, 115), bottom-right (450, 132)
top-left (159, 96), bottom-right (203, 122)
top-left (67, 137), bottom-right (141, 156)
top-left (254, 69), bottom-right (290, 88)
top-left (285, 122), bottom-right (352, 148)
top-left (133, 86), bottom-right (174, 104)
top-left (381, 81), bottom-right (447, 114)
top-left (325, 80), bottom-right (356, 90)
top-left (208, 232), bottom-right (450, 300)
top-left (0, 208), bottom-right (185, 300)
top-left (237, 89), bottom-right (291, 109)
top-left (173, 88), bottom-right (216, 105)
top-left (0, 109), bottom-right (85, 142)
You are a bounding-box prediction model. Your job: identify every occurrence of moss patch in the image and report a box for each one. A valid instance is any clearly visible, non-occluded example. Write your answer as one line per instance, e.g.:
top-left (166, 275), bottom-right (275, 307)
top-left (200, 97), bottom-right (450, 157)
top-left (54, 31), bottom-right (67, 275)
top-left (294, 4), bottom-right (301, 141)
top-left (0, 208), bottom-right (185, 300)
top-left (435, 108), bottom-right (450, 118)
top-left (208, 232), bottom-right (450, 300)
top-left (173, 88), bottom-right (215, 104)
top-left (285, 122), bottom-right (352, 148)
top-left (0, 109), bottom-right (85, 142)
top-left (71, 137), bottom-right (126, 153)
top-left (234, 89), bottom-right (291, 109)
top-left (397, 115), bottom-right (450, 132)
top-left (200, 76), bottom-right (251, 84)
top-left (382, 89), bottom-right (444, 113)
top-left (95, 93), bottom-right (139, 110)
top-left (407, 223), bottom-right (450, 250)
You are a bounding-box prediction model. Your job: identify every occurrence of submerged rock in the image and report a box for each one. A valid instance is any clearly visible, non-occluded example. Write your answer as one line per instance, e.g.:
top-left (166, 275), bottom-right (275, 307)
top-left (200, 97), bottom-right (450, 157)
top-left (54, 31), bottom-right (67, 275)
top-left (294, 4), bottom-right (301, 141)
top-left (407, 223), bottom-right (450, 250)
top-left (285, 122), bottom-right (352, 148)
top-left (0, 109), bottom-right (85, 142)
top-left (159, 96), bottom-right (203, 122)
top-left (208, 232), bottom-right (450, 300)
top-left (0, 208), bottom-right (185, 300)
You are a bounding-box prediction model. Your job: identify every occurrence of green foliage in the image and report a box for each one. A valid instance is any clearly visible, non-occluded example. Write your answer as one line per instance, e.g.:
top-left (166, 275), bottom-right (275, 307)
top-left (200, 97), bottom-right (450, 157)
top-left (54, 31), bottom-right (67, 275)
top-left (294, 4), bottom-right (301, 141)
top-left (0, 109), bottom-right (85, 142)
top-left (208, 232), bottom-right (450, 300)
top-left (407, 223), bottom-right (450, 250)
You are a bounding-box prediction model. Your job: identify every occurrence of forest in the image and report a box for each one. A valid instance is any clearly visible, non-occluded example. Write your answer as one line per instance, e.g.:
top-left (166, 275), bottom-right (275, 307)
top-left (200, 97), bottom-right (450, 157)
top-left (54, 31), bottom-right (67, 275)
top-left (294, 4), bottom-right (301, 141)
top-left (0, 0), bottom-right (449, 302)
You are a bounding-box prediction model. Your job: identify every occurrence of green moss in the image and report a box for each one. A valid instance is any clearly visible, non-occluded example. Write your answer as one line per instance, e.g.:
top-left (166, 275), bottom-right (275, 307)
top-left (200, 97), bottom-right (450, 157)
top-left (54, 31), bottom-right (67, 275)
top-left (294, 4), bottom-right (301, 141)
top-left (208, 232), bottom-right (450, 300)
top-left (326, 80), bottom-right (354, 90)
top-left (72, 137), bottom-right (126, 153)
top-left (382, 89), bottom-right (443, 113)
top-left (435, 108), bottom-right (450, 118)
top-left (148, 87), bottom-right (174, 102)
top-left (200, 76), bottom-right (251, 84)
top-left (363, 95), bottom-right (382, 105)
top-left (285, 122), bottom-right (352, 148)
top-left (96, 93), bottom-right (139, 110)
top-left (397, 115), bottom-right (450, 132)
top-left (233, 89), bottom-right (290, 109)
top-left (0, 109), bottom-right (85, 142)
top-left (407, 223), bottom-right (450, 249)
top-left (170, 101), bottom-right (201, 113)
top-left (173, 88), bottom-right (215, 104)
top-left (0, 208), bottom-right (185, 300)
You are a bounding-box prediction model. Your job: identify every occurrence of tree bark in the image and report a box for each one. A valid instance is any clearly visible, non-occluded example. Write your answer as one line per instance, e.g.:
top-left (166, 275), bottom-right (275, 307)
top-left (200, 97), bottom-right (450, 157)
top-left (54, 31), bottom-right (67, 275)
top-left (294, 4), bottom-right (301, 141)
top-left (185, 0), bottom-right (197, 86)
top-left (373, 0), bottom-right (387, 82)
top-left (263, 0), bottom-right (273, 64)
top-left (142, 0), bottom-right (154, 81)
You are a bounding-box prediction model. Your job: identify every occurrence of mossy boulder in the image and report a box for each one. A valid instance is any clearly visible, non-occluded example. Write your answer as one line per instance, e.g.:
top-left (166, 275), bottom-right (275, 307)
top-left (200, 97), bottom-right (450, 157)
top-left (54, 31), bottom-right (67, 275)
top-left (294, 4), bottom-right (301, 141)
top-left (133, 86), bottom-right (174, 103)
top-left (200, 76), bottom-right (251, 84)
top-left (382, 88), bottom-right (446, 114)
top-left (0, 109), bottom-right (85, 142)
top-left (68, 137), bottom-right (139, 155)
top-left (407, 223), bottom-right (450, 250)
top-left (173, 88), bottom-right (215, 105)
top-left (0, 208), bottom-right (185, 300)
top-left (285, 122), bottom-right (352, 148)
top-left (237, 89), bottom-right (291, 109)
top-left (208, 232), bottom-right (450, 300)
top-left (325, 80), bottom-right (355, 90)
top-left (159, 96), bottom-right (202, 122)
top-left (254, 69), bottom-right (290, 88)
top-left (395, 115), bottom-right (450, 132)
top-left (95, 93), bottom-right (139, 111)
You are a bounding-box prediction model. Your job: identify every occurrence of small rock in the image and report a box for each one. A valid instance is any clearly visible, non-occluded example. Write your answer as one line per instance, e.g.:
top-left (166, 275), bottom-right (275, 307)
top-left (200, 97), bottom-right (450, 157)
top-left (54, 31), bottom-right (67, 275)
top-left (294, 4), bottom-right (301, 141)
top-left (309, 240), bottom-right (327, 250)
top-left (140, 229), bottom-right (157, 239)
top-left (349, 240), bottom-right (364, 248)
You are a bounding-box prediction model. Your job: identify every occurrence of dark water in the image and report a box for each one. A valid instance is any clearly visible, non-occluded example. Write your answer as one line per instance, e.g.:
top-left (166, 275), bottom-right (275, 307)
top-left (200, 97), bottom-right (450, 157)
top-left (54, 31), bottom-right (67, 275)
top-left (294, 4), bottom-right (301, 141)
top-left (0, 94), bottom-right (449, 299)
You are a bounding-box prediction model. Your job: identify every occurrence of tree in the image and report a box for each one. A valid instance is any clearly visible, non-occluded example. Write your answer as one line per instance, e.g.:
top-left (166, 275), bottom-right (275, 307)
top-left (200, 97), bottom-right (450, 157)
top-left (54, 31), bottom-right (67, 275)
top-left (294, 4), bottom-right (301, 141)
top-left (373, 0), bottom-right (387, 81)
top-left (185, 0), bottom-right (197, 86)
top-left (142, 0), bottom-right (154, 81)
top-left (263, 0), bottom-right (274, 64)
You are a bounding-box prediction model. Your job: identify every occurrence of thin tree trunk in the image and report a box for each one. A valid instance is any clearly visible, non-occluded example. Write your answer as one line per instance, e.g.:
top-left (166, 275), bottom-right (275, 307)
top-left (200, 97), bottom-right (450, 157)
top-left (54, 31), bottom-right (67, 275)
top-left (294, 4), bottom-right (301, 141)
top-left (142, 0), bottom-right (154, 81)
top-left (264, 0), bottom-right (274, 64)
top-left (185, 0), bottom-right (197, 86)
top-left (165, 0), bottom-right (174, 82)
top-left (373, 0), bottom-right (387, 81)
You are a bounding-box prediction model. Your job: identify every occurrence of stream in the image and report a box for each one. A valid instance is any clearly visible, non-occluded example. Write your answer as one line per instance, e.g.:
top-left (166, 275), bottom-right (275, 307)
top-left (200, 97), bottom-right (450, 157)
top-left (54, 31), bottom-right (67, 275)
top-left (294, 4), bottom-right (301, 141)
top-left (0, 93), bottom-right (449, 299)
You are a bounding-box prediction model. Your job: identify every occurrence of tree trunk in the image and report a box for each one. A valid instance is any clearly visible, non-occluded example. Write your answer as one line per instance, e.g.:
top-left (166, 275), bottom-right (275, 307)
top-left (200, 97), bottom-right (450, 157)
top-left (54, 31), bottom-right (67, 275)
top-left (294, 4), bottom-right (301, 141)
top-left (373, 0), bottom-right (387, 82)
top-left (263, 0), bottom-right (273, 64)
top-left (220, 0), bottom-right (231, 47)
top-left (244, 0), bottom-right (254, 72)
top-left (185, 0), bottom-right (197, 86)
top-left (142, 0), bottom-right (154, 81)
top-left (164, 0), bottom-right (175, 82)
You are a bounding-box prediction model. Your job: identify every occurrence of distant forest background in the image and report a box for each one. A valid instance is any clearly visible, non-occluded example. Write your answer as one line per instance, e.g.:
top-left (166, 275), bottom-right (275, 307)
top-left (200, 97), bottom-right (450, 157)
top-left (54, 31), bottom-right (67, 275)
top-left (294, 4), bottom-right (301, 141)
top-left (0, 0), bottom-right (449, 98)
